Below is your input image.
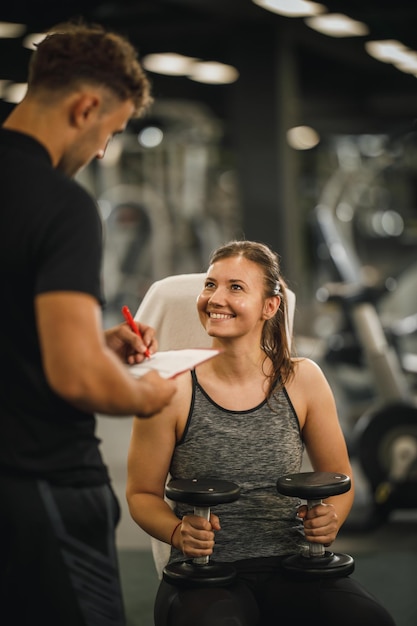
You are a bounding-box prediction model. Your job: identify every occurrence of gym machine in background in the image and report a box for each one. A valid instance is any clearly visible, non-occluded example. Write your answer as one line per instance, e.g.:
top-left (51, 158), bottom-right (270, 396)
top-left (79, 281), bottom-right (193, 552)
top-left (311, 134), bottom-right (417, 528)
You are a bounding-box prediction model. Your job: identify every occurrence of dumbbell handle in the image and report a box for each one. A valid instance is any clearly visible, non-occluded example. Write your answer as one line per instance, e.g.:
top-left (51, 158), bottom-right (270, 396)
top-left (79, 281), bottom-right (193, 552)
top-left (193, 506), bottom-right (210, 565)
top-left (306, 499), bottom-right (325, 557)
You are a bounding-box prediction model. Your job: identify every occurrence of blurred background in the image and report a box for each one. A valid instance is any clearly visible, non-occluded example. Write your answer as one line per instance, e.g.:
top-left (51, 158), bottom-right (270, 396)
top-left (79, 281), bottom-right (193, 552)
top-left (1, 2), bottom-right (417, 624)
top-left (1, 1), bottom-right (417, 325)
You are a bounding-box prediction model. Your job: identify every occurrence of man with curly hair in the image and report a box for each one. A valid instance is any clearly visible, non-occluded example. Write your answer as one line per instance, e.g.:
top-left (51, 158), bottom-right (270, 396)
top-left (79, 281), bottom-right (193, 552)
top-left (0, 21), bottom-right (176, 626)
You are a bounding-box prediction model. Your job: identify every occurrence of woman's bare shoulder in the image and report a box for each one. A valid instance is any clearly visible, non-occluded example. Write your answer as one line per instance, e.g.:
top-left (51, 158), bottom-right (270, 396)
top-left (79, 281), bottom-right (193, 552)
top-left (291, 356), bottom-right (325, 378)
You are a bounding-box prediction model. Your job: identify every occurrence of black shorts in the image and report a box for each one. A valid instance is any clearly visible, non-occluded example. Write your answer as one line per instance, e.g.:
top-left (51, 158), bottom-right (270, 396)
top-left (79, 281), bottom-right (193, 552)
top-left (0, 474), bottom-right (126, 626)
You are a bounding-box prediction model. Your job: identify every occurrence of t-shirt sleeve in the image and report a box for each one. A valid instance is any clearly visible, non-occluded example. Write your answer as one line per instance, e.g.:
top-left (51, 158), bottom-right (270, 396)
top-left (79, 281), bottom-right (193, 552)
top-left (34, 182), bottom-right (104, 304)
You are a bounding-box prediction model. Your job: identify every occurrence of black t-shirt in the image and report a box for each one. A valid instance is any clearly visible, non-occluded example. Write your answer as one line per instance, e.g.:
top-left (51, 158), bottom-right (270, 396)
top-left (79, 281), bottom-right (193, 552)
top-left (0, 128), bottom-right (109, 486)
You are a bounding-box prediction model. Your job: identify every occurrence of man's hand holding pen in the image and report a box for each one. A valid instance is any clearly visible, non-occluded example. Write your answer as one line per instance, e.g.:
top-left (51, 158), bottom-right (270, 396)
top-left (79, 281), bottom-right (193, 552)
top-left (105, 316), bottom-right (156, 364)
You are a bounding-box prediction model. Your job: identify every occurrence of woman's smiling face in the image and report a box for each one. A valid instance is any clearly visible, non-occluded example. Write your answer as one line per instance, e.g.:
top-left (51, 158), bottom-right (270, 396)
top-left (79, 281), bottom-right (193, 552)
top-left (197, 255), bottom-right (269, 340)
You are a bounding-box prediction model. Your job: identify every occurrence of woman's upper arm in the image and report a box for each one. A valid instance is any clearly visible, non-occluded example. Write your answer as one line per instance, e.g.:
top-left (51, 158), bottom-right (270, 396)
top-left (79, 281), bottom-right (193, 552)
top-left (294, 359), bottom-right (352, 474)
top-left (126, 410), bottom-right (175, 499)
top-left (126, 372), bottom-right (191, 499)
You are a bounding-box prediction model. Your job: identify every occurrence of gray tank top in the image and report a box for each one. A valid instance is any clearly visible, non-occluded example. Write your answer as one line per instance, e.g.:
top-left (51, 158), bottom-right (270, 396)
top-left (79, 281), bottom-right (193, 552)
top-left (168, 369), bottom-right (305, 563)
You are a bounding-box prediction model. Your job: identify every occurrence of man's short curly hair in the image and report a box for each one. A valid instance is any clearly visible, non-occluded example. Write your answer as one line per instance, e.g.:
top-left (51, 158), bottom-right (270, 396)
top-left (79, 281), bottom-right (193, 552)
top-left (28, 21), bottom-right (152, 117)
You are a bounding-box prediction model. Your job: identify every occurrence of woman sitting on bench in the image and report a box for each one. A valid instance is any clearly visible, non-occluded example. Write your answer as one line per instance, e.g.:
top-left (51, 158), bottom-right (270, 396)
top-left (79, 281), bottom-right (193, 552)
top-left (126, 239), bottom-right (395, 626)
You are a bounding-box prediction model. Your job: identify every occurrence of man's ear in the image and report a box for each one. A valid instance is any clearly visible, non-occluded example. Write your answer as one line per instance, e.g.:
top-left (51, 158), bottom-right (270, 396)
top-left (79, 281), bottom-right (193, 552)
top-left (70, 94), bottom-right (100, 128)
top-left (262, 295), bottom-right (281, 320)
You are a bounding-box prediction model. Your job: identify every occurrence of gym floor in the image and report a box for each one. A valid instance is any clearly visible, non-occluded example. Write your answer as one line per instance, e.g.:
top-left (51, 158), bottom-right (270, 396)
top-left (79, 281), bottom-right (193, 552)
top-left (331, 459), bottom-right (417, 626)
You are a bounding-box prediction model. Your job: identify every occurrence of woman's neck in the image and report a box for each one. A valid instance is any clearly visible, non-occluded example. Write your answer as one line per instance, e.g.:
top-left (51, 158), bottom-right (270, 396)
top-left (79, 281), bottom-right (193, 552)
top-left (203, 338), bottom-right (272, 383)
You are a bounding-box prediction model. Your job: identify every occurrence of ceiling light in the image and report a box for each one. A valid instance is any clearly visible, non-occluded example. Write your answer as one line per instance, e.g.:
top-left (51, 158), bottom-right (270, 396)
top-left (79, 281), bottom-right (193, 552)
top-left (305, 13), bottom-right (369, 37)
top-left (365, 39), bottom-right (417, 75)
top-left (188, 62), bottom-right (239, 84)
top-left (138, 126), bottom-right (164, 148)
top-left (394, 51), bottom-right (417, 74)
top-left (252, 0), bottom-right (325, 18)
top-left (142, 53), bottom-right (239, 84)
top-left (365, 40), bottom-right (408, 64)
top-left (286, 125), bottom-right (320, 150)
top-left (22, 32), bottom-right (47, 50)
top-left (142, 53), bottom-right (196, 76)
top-left (3, 82), bottom-right (27, 103)
top-left (0, 21), bottom-right (26, 38)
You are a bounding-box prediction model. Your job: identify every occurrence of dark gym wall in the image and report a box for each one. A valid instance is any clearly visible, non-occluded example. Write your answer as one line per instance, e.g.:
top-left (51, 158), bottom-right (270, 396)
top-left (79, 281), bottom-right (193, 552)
top-left (228, 25), bottom-right (303, 289)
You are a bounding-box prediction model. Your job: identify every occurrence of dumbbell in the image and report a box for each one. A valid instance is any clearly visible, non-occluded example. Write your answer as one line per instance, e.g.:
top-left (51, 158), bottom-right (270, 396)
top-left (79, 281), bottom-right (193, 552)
top-left (163, 478), bottom-right (241, 588)
top-left (276, 471), bottom-right (355, 579)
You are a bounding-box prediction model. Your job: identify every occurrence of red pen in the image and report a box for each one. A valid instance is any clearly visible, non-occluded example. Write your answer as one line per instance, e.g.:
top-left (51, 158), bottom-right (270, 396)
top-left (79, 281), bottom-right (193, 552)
top-left (121, 305), bottom-right (151, 359)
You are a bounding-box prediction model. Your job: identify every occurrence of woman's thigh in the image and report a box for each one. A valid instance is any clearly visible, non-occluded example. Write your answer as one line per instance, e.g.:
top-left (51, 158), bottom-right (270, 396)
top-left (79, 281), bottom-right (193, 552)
top-left (258, 575), bottom-right (395, 626)
top-left (317, 577), bottom-right (395, 626)
top-left (154, 579), bottom-right (260, 626)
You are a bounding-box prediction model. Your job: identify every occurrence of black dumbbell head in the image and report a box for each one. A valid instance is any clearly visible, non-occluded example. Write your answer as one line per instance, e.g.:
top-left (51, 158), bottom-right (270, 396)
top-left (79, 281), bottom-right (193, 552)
top-left (277, 471), bottom-right (351, 500)
top-left (166, 478), bottom-right (241, 506)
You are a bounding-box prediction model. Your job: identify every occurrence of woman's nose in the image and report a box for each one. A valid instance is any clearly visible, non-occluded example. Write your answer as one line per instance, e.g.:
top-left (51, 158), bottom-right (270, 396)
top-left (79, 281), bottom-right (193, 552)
top-left (208, 286), bottom-right (225, 304)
